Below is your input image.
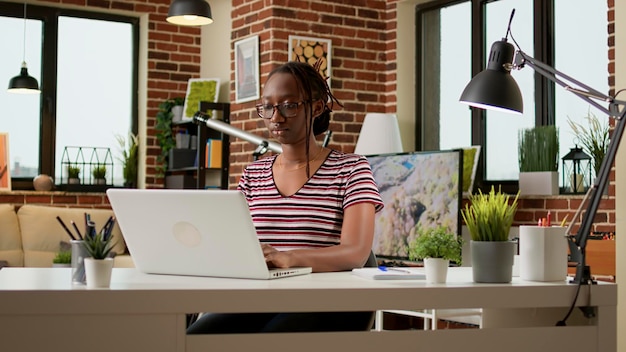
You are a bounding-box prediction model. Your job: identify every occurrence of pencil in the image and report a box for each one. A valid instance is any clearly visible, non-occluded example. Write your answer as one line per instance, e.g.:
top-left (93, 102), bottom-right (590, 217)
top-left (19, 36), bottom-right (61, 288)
top-left (70, 220), bottom-right (83, 240)
top-left (56, 216), bottom-right (77, 241)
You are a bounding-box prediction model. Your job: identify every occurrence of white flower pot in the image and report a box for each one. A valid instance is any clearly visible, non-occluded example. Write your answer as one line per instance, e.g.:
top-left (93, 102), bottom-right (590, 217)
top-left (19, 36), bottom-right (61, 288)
top-left (423, 258), bottom-right (449, 283)
top-left (519, 171), bottom-right (558, 195)
top-left (84, 258), bottom-right (114, 288)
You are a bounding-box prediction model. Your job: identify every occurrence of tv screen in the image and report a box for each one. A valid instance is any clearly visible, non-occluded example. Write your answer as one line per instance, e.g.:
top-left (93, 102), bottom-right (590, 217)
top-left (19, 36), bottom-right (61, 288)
top-left (366, 150), bottom-right (463, 262)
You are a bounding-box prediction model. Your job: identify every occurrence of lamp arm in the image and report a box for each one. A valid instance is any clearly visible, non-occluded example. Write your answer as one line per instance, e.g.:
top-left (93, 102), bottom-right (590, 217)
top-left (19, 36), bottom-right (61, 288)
top-left (515, 50), bottom-right (626, 284)
top-left (193, 111), bottom-right (283, 155)
top-left (515, 50), bottom-right (626, 117)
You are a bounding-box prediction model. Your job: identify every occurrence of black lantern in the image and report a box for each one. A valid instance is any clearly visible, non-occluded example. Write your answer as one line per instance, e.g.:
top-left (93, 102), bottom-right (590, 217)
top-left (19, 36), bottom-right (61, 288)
top-left (561, 146), bottom-right (592, 194)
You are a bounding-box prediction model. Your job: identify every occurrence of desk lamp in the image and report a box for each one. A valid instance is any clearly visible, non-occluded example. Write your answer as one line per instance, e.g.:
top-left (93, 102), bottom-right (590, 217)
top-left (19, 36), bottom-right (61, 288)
top-left (460, 9), bottom-right (625, 286)
top-left (193, 111), bottom-right (282, 161)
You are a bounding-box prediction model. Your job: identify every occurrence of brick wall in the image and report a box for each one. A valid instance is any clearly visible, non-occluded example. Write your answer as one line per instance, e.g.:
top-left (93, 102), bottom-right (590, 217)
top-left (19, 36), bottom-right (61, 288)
top-left (227, 0), bottom-right (397, 185)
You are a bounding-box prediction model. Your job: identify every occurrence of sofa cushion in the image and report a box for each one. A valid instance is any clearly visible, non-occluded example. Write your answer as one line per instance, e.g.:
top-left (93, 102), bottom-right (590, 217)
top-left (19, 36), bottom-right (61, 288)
top-left (0, 204), bottom-right (24, 267)
top-left (18, 205), bottom-right (127, 267)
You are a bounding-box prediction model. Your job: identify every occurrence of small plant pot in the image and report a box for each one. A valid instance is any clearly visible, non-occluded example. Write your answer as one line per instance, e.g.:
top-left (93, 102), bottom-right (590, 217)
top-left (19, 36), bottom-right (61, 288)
top-left (52, 263), bottom-right (71, 268)
top-left (84, 258), bottom-right (114, 288)
top-left (94, 178), bottom-right (106, 185)
top-left (68, 177), bottom-right (80, 185)
top-left (471, 240), bottom-right (516, 283)
top-left (423, 258), bottom-right (449, 283)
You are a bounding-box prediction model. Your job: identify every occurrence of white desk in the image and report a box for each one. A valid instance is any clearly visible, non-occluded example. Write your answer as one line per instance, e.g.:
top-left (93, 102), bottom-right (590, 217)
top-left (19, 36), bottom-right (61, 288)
top-left (0, 267), bottom-right (616, 352)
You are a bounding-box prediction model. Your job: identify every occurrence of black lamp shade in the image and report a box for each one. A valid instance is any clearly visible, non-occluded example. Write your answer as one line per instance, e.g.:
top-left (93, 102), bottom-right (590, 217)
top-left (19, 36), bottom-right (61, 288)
top-left (7, 64), bottom-right (40, 94)
top-left (459, 40), bottom-right (523, 114)
top-left (167, 0), bottom-right (213, 26)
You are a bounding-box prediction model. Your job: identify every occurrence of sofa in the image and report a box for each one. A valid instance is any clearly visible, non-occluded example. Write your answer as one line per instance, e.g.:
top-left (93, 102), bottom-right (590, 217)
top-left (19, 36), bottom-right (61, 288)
top-left (0, 204), bottom-right (134, 268)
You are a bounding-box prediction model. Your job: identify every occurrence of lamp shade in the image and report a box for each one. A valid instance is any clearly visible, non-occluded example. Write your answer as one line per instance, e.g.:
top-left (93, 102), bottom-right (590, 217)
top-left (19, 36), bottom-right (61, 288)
top-left (7, 62), bottom-right (40, 94)
top-left (459, 39), bottom-right (523, 114)
top-left (167, 0), bottom-right (213, 26)
top-left (354, 113), bottom-right (403, 155)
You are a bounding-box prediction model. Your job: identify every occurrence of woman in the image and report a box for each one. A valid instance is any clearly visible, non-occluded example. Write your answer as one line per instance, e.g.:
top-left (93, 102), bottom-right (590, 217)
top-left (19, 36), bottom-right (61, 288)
top-left (187, 61), bottom-right (383, 334)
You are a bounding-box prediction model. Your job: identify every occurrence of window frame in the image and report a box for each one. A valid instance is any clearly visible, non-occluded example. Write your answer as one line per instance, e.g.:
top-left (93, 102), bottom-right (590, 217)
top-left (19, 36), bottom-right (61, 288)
top-left (0, 2), bottom-right (139, 190)
top-left (415, 0), bottom-right (557, 194)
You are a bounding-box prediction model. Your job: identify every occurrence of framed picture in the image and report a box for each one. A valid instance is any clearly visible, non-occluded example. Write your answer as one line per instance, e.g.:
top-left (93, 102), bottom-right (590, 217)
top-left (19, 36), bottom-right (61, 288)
top-left (0, 133), bottom-right (11, 191)
top-left (234, 35), bottom-right (260, 104)
top-left (182, 78), bottom-right (221, 121)
top-left (288, 35), bottom-right (332, 86)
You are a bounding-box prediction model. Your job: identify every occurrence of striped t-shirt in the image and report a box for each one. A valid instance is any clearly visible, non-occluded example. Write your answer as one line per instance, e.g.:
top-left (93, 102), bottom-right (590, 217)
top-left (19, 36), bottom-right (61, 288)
top-left (237, 149), bottom-right (384, 251)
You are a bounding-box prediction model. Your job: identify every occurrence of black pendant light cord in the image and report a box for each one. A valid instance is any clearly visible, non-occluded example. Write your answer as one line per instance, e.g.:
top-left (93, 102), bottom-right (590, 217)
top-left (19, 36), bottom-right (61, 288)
top-left (21, 2), bottom-right (27, 64)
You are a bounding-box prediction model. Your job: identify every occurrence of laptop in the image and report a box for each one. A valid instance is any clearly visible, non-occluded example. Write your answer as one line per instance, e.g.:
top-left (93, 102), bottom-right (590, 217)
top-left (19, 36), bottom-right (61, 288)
top-left (106, 189), bottom-right (312, 280)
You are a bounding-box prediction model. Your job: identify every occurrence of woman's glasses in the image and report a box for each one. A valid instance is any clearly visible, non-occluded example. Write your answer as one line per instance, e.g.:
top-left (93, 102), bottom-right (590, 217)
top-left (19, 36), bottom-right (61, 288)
top-left (255, 101), bottom-right (307, 119)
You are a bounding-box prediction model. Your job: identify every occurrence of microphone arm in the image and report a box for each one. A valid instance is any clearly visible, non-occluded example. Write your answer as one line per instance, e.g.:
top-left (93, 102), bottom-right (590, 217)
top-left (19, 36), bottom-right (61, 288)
top-left (193, 111), bottom-right (282, 156)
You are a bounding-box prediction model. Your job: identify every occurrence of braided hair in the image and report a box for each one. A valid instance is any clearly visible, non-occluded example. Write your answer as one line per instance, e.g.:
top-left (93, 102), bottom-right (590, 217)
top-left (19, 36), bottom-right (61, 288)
top-left (267, 61), bottom-right (342, 176)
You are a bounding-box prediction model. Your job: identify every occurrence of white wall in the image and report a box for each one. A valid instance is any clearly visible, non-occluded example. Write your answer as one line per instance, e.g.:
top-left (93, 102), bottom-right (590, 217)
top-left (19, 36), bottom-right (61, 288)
top-left (200, 0), bottom-right (231, 103)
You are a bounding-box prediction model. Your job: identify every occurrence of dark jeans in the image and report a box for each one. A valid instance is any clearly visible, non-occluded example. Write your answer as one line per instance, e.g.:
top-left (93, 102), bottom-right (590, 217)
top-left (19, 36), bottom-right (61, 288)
top-left (186, 312), bottom-right (374, 334)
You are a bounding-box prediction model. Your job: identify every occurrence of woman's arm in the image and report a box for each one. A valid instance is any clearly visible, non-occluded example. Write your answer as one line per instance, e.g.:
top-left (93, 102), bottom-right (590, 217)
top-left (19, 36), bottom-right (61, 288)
top-left (262, 202), bottom-right (376, 272)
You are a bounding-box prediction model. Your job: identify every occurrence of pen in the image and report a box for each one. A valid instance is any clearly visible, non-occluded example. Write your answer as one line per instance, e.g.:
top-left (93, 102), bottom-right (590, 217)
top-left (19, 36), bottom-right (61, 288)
top-left (378, 266), bottom-right (412, 274)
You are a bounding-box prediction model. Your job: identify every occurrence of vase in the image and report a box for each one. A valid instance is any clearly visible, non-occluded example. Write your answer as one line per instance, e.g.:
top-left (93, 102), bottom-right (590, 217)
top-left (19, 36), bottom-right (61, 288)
top-left (471, 240), bottom-right (516, 283)
top-left (423, 258), bottom-right (449, 283)
top-left (84, 257), bottom-right (114, 288)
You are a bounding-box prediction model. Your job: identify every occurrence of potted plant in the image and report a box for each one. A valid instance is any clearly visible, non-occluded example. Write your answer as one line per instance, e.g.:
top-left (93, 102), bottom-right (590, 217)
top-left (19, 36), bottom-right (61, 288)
top-left (52, 250), bottom-right (72, 268)
top-left (92, 164), bottom-right (107, 185)
top-left (408, 225), bottom-right (463, 283)
top-left (116, 132), bottom-right (139, 188)
top-left (82, 229), bottom-right (116, 288)
top-left (461, 186), bottom-right (519, 283)
top-left (518, 125), bottom-right (559, 195)
top-left (567, 111), bottom-right (610, 186)
top-left (155, 97), bottom-right (185, 175)
top-left (67, 164), bottom-right (81, 184)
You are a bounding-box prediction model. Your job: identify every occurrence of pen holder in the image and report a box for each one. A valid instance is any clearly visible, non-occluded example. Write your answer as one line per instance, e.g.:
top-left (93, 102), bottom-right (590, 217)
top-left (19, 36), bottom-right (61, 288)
top-left (71, 240), bottom-right (91, 285)
top-left (519, 226), bottom-right (568, 281)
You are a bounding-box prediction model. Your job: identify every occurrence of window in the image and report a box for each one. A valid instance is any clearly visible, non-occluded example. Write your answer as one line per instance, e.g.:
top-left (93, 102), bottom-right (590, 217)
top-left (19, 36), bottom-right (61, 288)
top-left (417, 0), bottom-right (608, 190)
top-left (0, 2), bottom-right (138, 190)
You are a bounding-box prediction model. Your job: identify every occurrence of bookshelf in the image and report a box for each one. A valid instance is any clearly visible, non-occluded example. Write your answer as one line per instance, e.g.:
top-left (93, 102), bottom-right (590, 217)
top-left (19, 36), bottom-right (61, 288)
top-left (164, 102), bottom-right (230, 189)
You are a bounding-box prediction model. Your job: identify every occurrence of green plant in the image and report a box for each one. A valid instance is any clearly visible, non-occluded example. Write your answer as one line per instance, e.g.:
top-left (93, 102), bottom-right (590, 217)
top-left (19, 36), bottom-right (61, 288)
top-left (155, 97), bottom-right (184, 175)
top-left (408, 225), bottom-right (463, 264)
top-left (116, 132), bottom-right (139, 186)
top-left (52, 250), bottom-right (72, 264)
top-left (567, 110), bottom-right (610, 177)
top-left (461, 186), bottom-right (520, 242)
top-left (68, 164), bottom-right (81, 179)
top-left (83, 232), bottom-right (116, 260)
top-left (92, 164), bottom-right (107, 179)
top-left (518, 125), bottom-right (559, 172)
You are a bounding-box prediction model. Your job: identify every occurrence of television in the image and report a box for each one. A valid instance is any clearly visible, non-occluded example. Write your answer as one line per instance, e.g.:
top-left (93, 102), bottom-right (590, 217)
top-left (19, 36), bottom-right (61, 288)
top-left (365, 150), bottom-right (463, 262)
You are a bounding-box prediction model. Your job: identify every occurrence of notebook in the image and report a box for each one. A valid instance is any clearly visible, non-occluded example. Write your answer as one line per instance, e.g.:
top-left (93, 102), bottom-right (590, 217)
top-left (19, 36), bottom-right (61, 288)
top-left (106, 189), bottom-right (312, 280)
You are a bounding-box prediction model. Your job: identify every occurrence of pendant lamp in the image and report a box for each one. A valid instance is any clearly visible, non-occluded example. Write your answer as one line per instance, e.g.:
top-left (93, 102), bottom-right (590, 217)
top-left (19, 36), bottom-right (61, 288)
top-left (167, 0), bottom-right (213, 26)
top-left (8, 2), bottom-right (40, 94)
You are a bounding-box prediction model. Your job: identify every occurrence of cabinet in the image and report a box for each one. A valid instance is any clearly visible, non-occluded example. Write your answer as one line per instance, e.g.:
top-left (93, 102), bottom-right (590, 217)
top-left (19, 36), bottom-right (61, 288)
top-left (165, 102), bottom-right (230, 189)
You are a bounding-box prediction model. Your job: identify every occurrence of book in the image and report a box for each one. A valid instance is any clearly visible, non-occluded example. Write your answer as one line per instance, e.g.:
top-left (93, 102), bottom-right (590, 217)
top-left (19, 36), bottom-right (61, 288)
top-left (351, 267), bottom-right (426, 280)
top-left (208, 139), bottom-right (222, 168)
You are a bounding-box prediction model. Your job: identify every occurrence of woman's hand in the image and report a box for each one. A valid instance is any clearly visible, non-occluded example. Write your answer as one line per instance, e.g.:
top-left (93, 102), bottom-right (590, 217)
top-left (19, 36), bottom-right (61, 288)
top-left (262, 244), bottom-right (294, 268)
